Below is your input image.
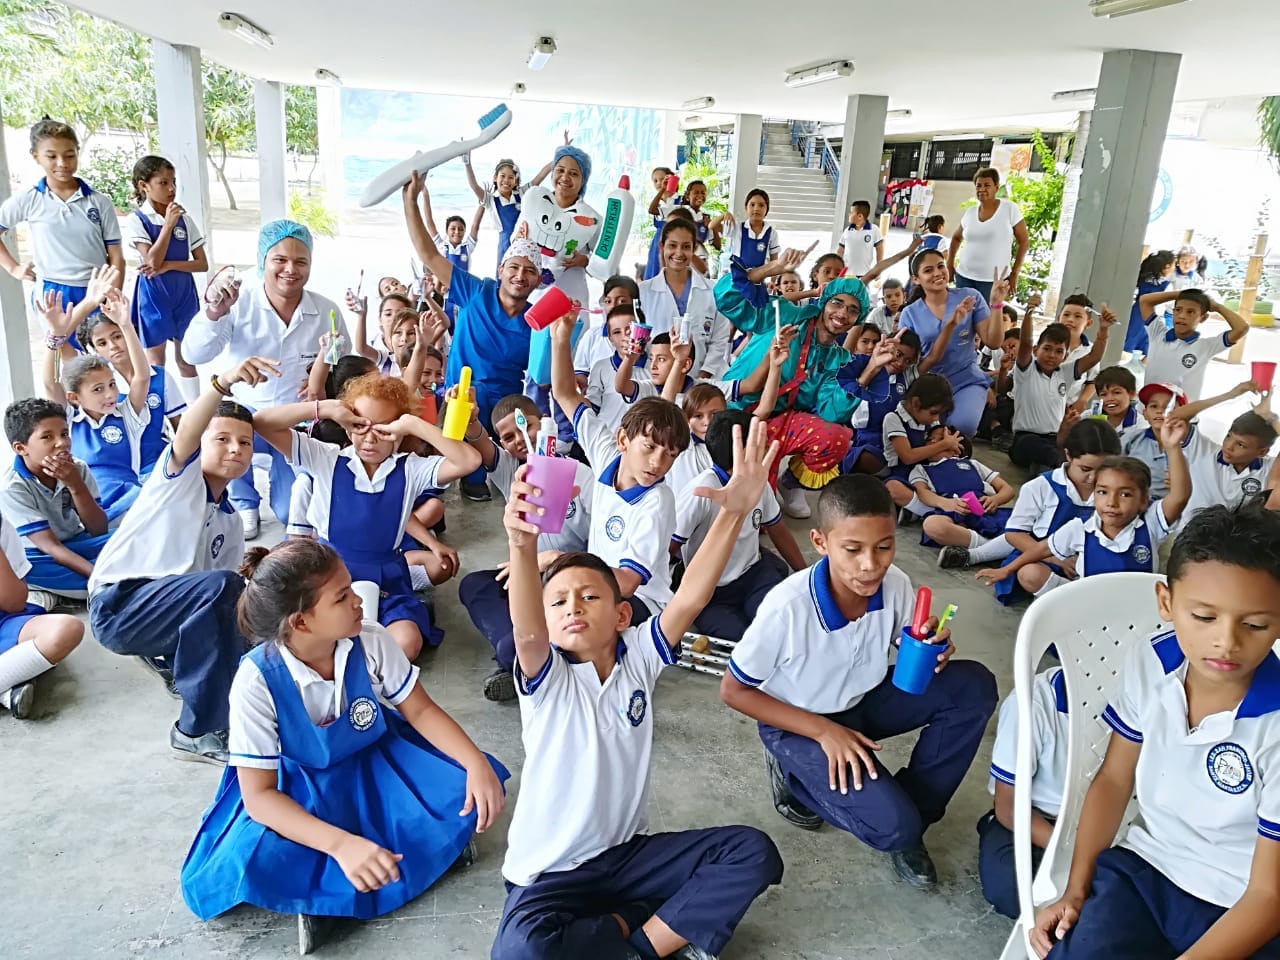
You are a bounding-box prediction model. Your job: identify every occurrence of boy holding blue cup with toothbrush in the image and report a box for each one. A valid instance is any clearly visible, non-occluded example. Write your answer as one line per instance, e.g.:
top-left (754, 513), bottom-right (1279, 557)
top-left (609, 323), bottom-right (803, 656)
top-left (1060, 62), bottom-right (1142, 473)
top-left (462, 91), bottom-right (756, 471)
top-left (720, 474), bottom-right (997, 889)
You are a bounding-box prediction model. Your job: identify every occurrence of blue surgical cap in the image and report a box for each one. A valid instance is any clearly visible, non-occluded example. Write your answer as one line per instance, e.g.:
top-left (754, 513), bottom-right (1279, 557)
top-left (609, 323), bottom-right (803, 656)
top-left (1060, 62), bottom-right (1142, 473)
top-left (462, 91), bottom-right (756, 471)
top-left (553, 145), bottom-right (592, 192)
top-left (819, 276), bottom-right (871, 320)
top-left (258, 219), bottom-right (313, 269)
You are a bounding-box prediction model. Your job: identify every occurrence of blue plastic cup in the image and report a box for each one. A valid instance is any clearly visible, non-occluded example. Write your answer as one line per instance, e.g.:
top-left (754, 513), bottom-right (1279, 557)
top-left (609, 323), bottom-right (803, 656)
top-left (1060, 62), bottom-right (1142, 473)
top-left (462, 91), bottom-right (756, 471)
top-left (893, 627), bottom-right (941, 694)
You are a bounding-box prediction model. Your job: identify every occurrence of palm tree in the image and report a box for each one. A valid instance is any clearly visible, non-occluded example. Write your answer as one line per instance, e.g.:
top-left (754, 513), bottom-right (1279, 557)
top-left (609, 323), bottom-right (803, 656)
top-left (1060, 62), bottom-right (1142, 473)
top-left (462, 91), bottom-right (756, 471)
top-left (1258, 97), bottom-right (1280, 170)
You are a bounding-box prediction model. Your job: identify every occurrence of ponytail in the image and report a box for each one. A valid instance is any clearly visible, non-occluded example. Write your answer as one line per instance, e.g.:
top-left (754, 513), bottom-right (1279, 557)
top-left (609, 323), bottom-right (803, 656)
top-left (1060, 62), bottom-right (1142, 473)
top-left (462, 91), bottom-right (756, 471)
top-left (236, 540), bottom-right (344, 647)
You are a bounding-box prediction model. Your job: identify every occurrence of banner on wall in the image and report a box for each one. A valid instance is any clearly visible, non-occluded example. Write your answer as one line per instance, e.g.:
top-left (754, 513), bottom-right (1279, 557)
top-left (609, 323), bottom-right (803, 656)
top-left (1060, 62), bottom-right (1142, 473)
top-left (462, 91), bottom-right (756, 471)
top-left (989, 143), bottom-right (1033, 185)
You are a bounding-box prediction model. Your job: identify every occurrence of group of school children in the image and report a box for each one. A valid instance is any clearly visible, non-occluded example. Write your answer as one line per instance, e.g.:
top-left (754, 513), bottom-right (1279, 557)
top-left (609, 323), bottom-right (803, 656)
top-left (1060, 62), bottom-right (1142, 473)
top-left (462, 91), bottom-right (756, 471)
top-left (1, 116), bottom-right (1279, 960)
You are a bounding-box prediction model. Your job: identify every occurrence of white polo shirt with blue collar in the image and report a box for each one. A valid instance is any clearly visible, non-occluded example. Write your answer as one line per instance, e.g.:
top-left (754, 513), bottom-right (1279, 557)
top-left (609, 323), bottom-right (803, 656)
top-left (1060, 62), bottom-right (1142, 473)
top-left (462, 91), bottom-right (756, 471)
top-left (0, 177), bottom-right (120, 284)
top-left (672, 464), bottom-right (782, 585)
top-left (1103, 629), bottom-right (1280, 907)
top-left (1122, 421), bottom-right (1197, 500)
top-left (573, 403), bottom-right (676, 613)
top-left (1143, 318), bottom-right (1232, 401)
top-left (729, 560), bottom-right (915, 714)
top-left (1184, 428), bottom-right (1275, 520)
top-left (989, 667), bottom-right (1070, 817)
top-left (503, 616), bottom-right (678, 886)
top-left (0, 456), bottom-right (97, 544)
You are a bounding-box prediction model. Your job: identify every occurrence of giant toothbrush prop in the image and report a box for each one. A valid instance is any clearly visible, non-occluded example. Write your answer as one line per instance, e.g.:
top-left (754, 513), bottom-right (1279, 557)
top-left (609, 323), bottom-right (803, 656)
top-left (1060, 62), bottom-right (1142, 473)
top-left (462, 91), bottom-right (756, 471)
top-left (358, 104), bottom-right (513, 208)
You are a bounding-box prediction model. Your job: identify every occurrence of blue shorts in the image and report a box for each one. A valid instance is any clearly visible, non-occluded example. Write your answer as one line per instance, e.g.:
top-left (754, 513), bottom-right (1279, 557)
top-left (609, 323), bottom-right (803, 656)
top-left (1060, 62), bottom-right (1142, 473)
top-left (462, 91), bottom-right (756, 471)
top-left (0, 603), bottom-right (44, 653)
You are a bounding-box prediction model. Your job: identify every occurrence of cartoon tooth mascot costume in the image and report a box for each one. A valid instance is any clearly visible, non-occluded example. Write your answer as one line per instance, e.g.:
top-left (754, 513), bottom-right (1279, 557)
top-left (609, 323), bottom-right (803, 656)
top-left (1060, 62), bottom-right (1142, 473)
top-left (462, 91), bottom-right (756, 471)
top-left (518, 145), bottom-right (601, 432)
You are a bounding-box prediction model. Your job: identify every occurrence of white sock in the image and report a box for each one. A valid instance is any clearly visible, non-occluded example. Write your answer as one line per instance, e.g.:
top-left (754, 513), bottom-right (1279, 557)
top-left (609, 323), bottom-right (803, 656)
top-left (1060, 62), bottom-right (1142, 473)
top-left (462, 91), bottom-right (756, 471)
top-left (905, 494), bottom-right (929, 516)
top-left (967, 531), bottom-right (989, 549)
top-left (968, 534), bottom-right (1013, 563)
top-left (409, 563), bottom-right (430, 592)
top-left (0, 641), bottom-right (54, 702)
top-left (1034, 572), bottom-right (1067, 597)
top-left (179, 375), bottom-right (202, 406)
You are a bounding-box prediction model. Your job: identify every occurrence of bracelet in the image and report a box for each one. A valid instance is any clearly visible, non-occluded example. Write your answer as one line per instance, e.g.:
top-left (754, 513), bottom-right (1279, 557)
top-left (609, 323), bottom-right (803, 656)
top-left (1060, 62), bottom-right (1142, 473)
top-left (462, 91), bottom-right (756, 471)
top-left (992, 301), bottom-right (1006, 311)
top-left (210, 374), bottom-right (233, 397)
top-left (45, 333), bottom-right (66, 352)
top-left (315, 399), bottom-right (321, 423)
top-left (463, 425), bottom-right (484, 442)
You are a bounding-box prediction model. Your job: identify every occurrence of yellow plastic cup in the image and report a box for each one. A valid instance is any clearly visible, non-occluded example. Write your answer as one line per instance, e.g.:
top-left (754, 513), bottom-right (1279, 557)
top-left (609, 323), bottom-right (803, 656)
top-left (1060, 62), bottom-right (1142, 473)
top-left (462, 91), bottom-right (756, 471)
top-left (442, 366), bottom-right (474, 440)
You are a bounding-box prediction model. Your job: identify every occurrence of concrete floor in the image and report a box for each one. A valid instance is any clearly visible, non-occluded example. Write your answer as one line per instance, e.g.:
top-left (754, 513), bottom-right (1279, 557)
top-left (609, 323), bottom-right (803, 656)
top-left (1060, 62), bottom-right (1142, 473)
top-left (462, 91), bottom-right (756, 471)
top-left (0, 449), bottom-right (1034, 959)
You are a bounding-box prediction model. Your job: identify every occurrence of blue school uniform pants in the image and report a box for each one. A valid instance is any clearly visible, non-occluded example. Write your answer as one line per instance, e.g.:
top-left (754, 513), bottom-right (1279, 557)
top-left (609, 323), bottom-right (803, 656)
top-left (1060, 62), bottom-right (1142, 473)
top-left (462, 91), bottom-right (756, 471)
top-left (694, 551), bottom-right (788, 642)
top-left (953, 273), bottom-right (994, 305)
top-left (1010, 431), bottom-right (1060, 471)
top-left (228, 432), bottom-right (295, 524)
top-left (1048, 847), bottom-right (1280, 959)
top-left (490, 826), bottom-right (783, 960)
top-left (89, 571), bottom-right (247, 736)
top-left (760, 659), bottom-right (997, 851)
top-left (976, 810), bottom-right (1045, 919)
top-left (24, 531), bottom-right (113, 595)
top-left (460, 569), bottom-right (517, 671)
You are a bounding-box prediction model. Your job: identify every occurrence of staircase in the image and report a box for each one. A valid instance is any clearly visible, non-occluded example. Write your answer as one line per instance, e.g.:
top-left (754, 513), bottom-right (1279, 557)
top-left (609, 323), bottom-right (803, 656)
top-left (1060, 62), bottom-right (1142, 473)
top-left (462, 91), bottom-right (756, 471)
top-left (754, 121), bottom-right (837, 232)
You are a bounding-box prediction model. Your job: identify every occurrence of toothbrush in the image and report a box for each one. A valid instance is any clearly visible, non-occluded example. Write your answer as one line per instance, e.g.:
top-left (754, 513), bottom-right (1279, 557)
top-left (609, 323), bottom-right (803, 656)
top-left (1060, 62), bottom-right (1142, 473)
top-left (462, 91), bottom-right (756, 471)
top-left (936, 603), bottom-right (958, 635)
top-left (774, 299), bottom-right (782, 344)
top-left (359, 104), bottom-right (513, 207)
top-left (513, 408), bottom-right (534, 457)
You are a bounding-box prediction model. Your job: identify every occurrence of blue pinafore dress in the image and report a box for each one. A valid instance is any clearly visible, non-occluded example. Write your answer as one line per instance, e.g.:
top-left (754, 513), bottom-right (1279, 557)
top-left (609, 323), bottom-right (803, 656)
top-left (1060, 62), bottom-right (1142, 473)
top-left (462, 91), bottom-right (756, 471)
top-left (1080, 519), bottom-right (1156, 576)
top-left (916, 458), bottom-right (1013, 546)
top-left (992, 473), bottom-right (1092, 605)
top-left (180, 639), bottom-right (509, 920)
top-left (129, 211), bottom-right (200, 347)
top-left (70, 410), bottom-right (142, 521)
top-left (735, 223), bottom-right (774, 270)
top-left (324, 458), bottom-right (443, 648)
top-left (885, 411), bottom-right (931, 484)
top-left (492, 190), bottom-right (523, 273)
top-left (838, 357), bottom-right (905, 473)
top-left (135, 366), bottom-right (171, 478)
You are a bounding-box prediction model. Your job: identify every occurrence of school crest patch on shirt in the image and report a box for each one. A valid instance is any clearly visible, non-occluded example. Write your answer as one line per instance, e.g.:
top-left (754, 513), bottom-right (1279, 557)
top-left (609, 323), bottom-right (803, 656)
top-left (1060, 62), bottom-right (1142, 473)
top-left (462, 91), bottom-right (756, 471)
top-left (173, 227), bottom-right (187, 241)
top-left (1207, 742), bottom-right (1253, 794)
top-left (349, 696), bottom-right (378, 732)
top-left (101, 424), bottom-right (124, 444)
top-left (751, 507), bottom-right (763, 529)
top-left (86, 207), bottom-right (101, 224)
top-left (626, 689), bottom-right (647, 726)
top-left (1242, 477), bottom-right (1263, 495)
top-left (1181, 354), bottom-right (1197, 369)
top-left (210, 534), bottom-right (224, 559)
top-left (1131, 544), bottom-right (1151, 566)
top-left (605, 515), bottom-right (625, 541)
top-left (565, 498), bottom-right (577, 520)
top-left (146, 392), bottom-right (161, 410)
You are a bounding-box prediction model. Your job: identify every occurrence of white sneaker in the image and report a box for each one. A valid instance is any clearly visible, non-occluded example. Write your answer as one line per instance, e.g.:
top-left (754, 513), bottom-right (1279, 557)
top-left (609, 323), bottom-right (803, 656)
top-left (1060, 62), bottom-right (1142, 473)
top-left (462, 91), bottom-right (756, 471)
top-left (240, 508), bottom-right (261, 541)
top-left (27, 589), bottom-right (58, 612)
top-left (777, 476), bottom-right (811, 519)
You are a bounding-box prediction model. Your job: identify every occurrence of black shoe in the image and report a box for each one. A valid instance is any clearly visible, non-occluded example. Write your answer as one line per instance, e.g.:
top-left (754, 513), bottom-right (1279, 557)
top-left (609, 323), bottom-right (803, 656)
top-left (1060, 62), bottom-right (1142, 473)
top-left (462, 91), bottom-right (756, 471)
top-left (5, 681), bottom-right (36, 720)
top-left (135, 655), bottom-right (180, 699)
top-left (764, 748), bottom-right (823, 830)
top-left (430, 518), bottom-right (446, 536)
top-left (170, 724), bottom-right (229, 765)
top-left (992, 431), bottom-right (1015, 454)
top-left (450, 838), bottom-right (477, 871)
top-left (937, 545), bottom-right (971, 570)
top-left (297, 913), bottom-right (340, 955)
top-left (889, 843), bottom-right (938, 889)
top-left (462, 481), bottom-right (492, 502)
top-left (483, 667), bottom-right (517, 702)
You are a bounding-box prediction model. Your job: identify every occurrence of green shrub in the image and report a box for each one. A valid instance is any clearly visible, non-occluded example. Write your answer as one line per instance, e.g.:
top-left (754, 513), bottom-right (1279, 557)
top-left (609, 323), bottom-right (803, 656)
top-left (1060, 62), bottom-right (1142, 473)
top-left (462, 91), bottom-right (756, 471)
top-left (82, 146), bottom-right (137, 210)
top-left (288, 189), bottom-right (336, 238)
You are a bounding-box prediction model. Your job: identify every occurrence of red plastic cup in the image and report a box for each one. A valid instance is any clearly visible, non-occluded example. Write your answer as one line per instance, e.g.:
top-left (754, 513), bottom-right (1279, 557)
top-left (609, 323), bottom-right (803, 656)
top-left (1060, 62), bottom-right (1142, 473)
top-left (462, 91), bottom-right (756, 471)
top-left (523, 455), bottom-right (578, 535)
top-left (960, 491), bottom-right (985, 516)
top-left (665, 173), bottom-right (680, 194)
top-left (524, 285), bottom-right (574, 332)
top-left (1251, 361), bottom-right (1276, 394)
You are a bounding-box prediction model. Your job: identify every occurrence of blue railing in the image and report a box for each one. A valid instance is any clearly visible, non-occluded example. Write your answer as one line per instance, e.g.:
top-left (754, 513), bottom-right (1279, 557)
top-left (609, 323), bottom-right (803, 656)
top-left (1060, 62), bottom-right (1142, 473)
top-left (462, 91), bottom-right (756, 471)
top-left (758, 127), bottom-right (765, 165)
top-left (786, 119), bottom-right (839, 190)
top-left (820, 141), bottom-right (840, 194)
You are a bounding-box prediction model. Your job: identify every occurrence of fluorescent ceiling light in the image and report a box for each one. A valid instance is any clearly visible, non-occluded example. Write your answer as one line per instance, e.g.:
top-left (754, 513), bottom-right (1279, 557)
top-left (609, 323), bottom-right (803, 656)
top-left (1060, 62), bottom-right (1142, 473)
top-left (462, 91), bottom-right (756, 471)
top-left (1090, 0), bottom-right (1189, 17)
top-left (1052, 87), bottom-right (1096, 102)
top-left (218, 12), bottom-right (273, 49)
top-left (527, 37), bottom-right (556, 71)
top-left (682, 96), bottom-right (715, 111)
top-left (314, 68), bottom-right (342, 87)
top-left (784, 60), bottom-right (854, 89)
top-left (887, 109), bottom-right (913, 120)
top-left (933, 133), bottom-right (986, 141)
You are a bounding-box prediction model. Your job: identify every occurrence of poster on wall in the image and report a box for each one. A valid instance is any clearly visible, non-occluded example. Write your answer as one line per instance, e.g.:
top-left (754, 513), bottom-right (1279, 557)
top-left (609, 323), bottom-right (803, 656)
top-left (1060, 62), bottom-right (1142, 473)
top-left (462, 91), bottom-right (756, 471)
top-left (989, 142), bottom-right (1033, 185)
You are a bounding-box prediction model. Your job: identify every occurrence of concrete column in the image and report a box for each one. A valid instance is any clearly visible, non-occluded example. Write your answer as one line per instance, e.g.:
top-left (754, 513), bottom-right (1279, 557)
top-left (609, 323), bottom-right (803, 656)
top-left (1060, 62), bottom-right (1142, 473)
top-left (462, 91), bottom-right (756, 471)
top-left (659, 111), bottom-right (683, 169)
top-left (1058, 49), bottom-right (1180, 363)
top-left (729, 113), bottom-right (762, 215)
top-left (254, 79), bottom-right (288, 224)
top-left (831, 95), bottom-right (888, 246)
top-left (316, 85), bottom-right (343, 233)
top-left (153, 41), bottom-right (213, 270)
top-left (0, 102), bottom-right (34, 407)
top-left (1045, 110), bottom-right (1091, 317)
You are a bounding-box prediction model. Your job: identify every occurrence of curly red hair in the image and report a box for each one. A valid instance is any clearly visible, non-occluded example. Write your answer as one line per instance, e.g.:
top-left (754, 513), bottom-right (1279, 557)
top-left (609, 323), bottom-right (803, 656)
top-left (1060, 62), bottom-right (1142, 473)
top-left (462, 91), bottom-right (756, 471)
top-left (339, 372), bottom-right (414, 418)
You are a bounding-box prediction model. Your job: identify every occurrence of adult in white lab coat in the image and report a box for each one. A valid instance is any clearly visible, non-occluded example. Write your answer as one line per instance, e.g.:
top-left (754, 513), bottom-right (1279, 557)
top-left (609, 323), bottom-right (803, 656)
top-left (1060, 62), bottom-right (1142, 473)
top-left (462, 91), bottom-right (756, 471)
top-left (640, 219), bottom-right (732, 379)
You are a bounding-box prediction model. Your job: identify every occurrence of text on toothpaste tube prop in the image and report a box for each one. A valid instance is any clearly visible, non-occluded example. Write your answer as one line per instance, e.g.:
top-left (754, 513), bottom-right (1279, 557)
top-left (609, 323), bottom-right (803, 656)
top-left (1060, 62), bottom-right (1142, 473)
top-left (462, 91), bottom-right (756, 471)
top-left (359, 104), bottom-right (513, 208)
top-left (537, 417), bottom-right (556, 458)
top-left (587, 175), bottom-right (638, 281)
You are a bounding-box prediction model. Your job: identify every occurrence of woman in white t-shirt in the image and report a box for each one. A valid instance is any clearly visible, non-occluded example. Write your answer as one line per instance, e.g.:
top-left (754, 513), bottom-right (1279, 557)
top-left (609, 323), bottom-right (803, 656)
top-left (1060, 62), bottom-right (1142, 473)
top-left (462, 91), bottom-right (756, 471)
top-left (947, 167), bottom-right (1029, 304)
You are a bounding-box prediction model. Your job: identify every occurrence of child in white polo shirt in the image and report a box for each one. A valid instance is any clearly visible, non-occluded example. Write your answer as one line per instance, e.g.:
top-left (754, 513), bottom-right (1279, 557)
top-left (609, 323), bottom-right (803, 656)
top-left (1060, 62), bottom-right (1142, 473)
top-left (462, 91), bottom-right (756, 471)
top-left (672, 409), bottom-right (806, 642)
top-left (458, 392), bottom-right (594, 703)
top-left (720, 475), bottom-right (998, 889)
top-left (1010, 297), bottom-right (1113, 473)
top-left (492, 418), bottom-right (784, 960)
top-left (978, 666), bottom-right (1071, 919)
top-left (551, 313), bottom-right (686, 625)
top-left (0, 511), bottom-right (83, 719)
top-left (1183, 409), bottom-right (1279, 522)
top-left (586, 304), bottom-right (651, 432)
top-left (1032, 504), bottom-right (1280, 958)
top-left (87, 357), bottom-right (277, 764)
top-left (837, 200), bottom-right (883, 278)
top-left (1135, 287), bottom-right (1248, 400)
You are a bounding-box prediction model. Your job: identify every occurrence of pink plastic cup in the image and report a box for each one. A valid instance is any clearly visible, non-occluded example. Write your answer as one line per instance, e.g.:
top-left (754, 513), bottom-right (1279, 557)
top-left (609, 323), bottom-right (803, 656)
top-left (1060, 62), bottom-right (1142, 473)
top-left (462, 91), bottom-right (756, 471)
top-left (523, 455), bottom-right (578, 535)
top-left (1251, 361), bottom-right (1276, 394)
top-left (629, 321), bottom-right (652, 356)
top-left (960, 491), bottom-right (985, 516)
top-left (665, 173), bottom-right (680, 194)
top-left (525, 285), bottom-right (574, 332)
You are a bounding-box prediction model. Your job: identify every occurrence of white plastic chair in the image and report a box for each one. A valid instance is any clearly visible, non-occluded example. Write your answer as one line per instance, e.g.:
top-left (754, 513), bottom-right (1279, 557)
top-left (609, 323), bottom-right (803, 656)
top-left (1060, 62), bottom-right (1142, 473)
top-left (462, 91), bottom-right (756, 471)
top-left (998, 572), bottom-right (1168, 960)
